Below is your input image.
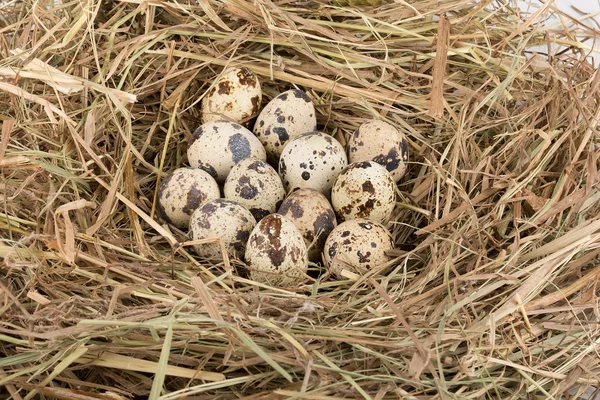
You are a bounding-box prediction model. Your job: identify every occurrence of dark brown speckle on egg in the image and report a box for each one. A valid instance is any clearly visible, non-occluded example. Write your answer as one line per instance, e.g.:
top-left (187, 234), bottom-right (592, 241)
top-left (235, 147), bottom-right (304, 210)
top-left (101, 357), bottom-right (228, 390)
top-left (217, 80), bottom-right (232, 95)
top-left (236, 176), bottom-right (259, 199)
top-left (158, 168), bottom-right (220, 229)
top-left (236, 67), bottom-right (257, 87)
top-left (228, 133), bottom-right (252, 164)
top-left (245, 214), bottom-right (308, 286)
top-left (182, 186), bottom-right (207, 215)
top-left (190, 198), bottom-right (257, 260)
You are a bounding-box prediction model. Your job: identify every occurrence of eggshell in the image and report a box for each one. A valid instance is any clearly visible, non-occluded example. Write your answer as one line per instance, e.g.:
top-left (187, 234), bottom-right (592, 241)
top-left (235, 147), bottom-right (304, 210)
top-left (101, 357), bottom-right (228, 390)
top-left (346, 120), bottom-right (409, 182)
top-left (189, 199), bottom-right (257, 259)
top-left (201, 67), bottom-right (262, 124)
top-left (224, 158), bottom-right (285, 221)
top-left (279, 131), bottom-right (347, 196)
top-left (245, 213), bottom-right (308, 286)
top-left (323, 219), bottom-right (394, 278)
top-left (157, 168), bottom-right (220, 229)
top-left (277, 189), bottom-right (337, 262)
top-left (188, 121), bottom-right (267, 184)
top-left (331, 161), bottom-right (397, 224)
top-left (253, 89), bottom-right (317, 163)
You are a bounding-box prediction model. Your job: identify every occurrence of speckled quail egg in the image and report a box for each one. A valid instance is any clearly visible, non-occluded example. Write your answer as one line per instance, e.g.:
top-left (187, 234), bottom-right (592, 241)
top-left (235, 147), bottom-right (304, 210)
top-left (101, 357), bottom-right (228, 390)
top-left (346, 120), bottom-right (409, 182)
top-left (201, 67), bottom-right (262, 125)
top-left (331, 161), bottom-right (397, 224)
top-left (253, 89), bottom-right (317, 163)
top-left (157, 168), bottom-right (220, 229)
top-left (279, 131), bottom-right (347, 196)
top-left (323, 219), bottom-right (394, 278)
top-left (245, 213), bottom-right (308, 286)
top-left (188, 121), bottom-right (267, 184)
top-left (277, 189), bottom-right (337, 262)
top-left (224, 158), bottom-right (286, 221)
top-left (189, 199), bottom-right (257, 260)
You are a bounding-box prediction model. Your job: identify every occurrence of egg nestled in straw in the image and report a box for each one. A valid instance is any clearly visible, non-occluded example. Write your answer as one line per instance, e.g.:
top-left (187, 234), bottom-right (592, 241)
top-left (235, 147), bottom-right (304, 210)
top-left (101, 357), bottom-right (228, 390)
top-left (323, 219), bottom-right (394, 279)
top-left (245, 213), bottom-right (308, 286)
top-left (277, 189), bottom-right (337, 262)
top-left (346, 120), bottom-right (409, 182)
top-left (201, 67), bottom-right (262, 125)
top-left (187, 121), bottom-right (266, 184)
top-left (189, 199), bottom-right (257, 260)
top-left (253, 89), bottom-right (317, 163)
top-left (224, 158), bottom-right (285, 221)
top-left (331, 161), bottom-right (397, 224)
top-left (157, 168), bottom-right (220, 229)
top-left (279, 131), bottom-right (347, 196)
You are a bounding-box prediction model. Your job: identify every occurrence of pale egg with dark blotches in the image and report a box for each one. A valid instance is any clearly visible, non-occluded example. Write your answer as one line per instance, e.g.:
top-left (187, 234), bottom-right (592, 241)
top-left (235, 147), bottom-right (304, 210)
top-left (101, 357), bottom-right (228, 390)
top-left (346, 120), bottom-right (409, 182)
top-left (253, 89), bottom-right (317, 163)
top-left (277, 189), bottom-right (336, 262)
top-left (201, 67), bottom-right (262, 125)
top-left (189, 199), bottom-right (257, 260)
top-left (187, 121), bottom-right (266, 184)
top-left (224, 158), bottom-right (285, 221)
top-left (157, 168), bottom-right (220, 229)
top-left (323, 219), bottom-right (394, 278)
top-left (279, 131), bottom-right (347, 196)
top-left (245, 213), bottom-right (308, 286)
top-left (331, 161), bottom-right (397, 224)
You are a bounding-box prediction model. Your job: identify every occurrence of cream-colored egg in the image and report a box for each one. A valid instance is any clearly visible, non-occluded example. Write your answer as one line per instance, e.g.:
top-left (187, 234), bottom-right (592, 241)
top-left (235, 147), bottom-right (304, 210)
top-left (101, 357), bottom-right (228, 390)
top-left (346, 120), bottom-right (409, 182)
top-left (245, 213), bottom-right (308, 286)
top-left (187, 121), bottom-right (267, 184)
top-left (224, 158), bottom-right (285, 221)
top-left (157, 168), bottom-right (220, 229)
top-left (253, 89), bottom-right (317, 163)
top-left (277, 189), bottom-right (336, 262)
top-left (189, 199), bottom-right (257, 260)
top-left (278, 131), bottom-right (347, 196)
top-left (323, 219), bottom-right (394, 278)
top-left (201, 67), bottom-right (262, 125)
top-left (331, 161), bottom-right (397, 224)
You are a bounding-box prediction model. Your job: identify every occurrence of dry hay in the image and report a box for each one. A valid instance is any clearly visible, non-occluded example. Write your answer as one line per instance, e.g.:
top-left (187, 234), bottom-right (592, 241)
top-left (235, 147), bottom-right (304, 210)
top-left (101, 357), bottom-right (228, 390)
top-left (1, 0), bottom-right (600, 398)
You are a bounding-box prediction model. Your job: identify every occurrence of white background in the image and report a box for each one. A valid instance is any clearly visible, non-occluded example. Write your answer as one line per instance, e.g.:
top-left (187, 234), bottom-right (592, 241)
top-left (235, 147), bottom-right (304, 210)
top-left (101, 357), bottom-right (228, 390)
top-left (520, 0), bottom-right (600, 63)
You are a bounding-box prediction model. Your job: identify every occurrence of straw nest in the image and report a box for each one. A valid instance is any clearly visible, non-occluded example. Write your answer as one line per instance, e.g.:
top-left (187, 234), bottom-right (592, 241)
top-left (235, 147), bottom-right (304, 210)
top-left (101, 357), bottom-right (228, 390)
top-left (1, 0), bottom-right (600, 398)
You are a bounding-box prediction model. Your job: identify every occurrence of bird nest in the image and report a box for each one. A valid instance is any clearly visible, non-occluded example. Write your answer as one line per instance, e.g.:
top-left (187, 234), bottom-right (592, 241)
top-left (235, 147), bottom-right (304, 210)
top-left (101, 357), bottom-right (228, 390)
top-left (1, 0), bottom-right (600, 399)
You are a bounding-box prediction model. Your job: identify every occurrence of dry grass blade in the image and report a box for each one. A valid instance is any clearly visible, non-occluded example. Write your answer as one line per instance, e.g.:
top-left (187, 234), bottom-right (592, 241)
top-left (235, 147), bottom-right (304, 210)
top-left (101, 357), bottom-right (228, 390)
top-left (1, 0), bottom-right (600, 398)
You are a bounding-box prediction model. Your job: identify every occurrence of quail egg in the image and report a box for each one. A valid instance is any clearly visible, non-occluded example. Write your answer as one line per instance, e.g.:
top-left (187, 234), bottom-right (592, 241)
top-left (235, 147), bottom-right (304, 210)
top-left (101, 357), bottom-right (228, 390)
top-left (157, 168), bottom-right (220, 229)
top-left (201, 67), bottom-right (262, 125)
top-left (346, 120), bottom-right (409, 182)
top-left (245, 213), bottom-right (308, 286)
top-left (323, 219), bottom-right (394, 278)
top-left (189, 199), bottom-right (257, 260)
top-left (331, 161), bottom-right (397, 224)
top-left (253, 89), bottom-right (317, 163)
top-left (279, 131), bottom-right (347, 196)
top-left (224, 158), bottom-right (286, 221)
top-left (188, 121), bottom-right (267, 184)
top-left (277, 189), bottom-right (336, 262)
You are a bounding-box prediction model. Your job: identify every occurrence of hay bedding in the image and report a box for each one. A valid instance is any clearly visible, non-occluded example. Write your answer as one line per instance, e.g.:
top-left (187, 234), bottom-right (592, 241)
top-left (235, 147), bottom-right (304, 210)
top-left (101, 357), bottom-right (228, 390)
top-left (1, 0), bottom-right (600, 398)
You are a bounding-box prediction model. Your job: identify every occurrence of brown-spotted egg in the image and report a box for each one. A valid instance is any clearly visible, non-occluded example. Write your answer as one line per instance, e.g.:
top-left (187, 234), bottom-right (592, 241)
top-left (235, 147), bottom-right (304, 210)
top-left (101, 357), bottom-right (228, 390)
top-left (201, 67), bottom-right (261, 125)
top-left (224, 158), bottom-right (285, 221)
top-left (278, 131), bottom-right (347, 196)
top-left (245, 213), bottom-right (308, 286)
top-left (346, 120), bottom-right (409, 182)
top-left (189, 199), bottom-right (257, 260)
top-left (187, 121), bottom-right (266, 184)
top-left (277, 189), bottom-right (336, 262)
top-left (253, 89), bottom-right (317, 163)
top-left (323, 219), bottom-right (394, 278)
top-left (331, 161), bottom-right (397, 224)
top-left (157, 168), bottom-right (220, 229)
